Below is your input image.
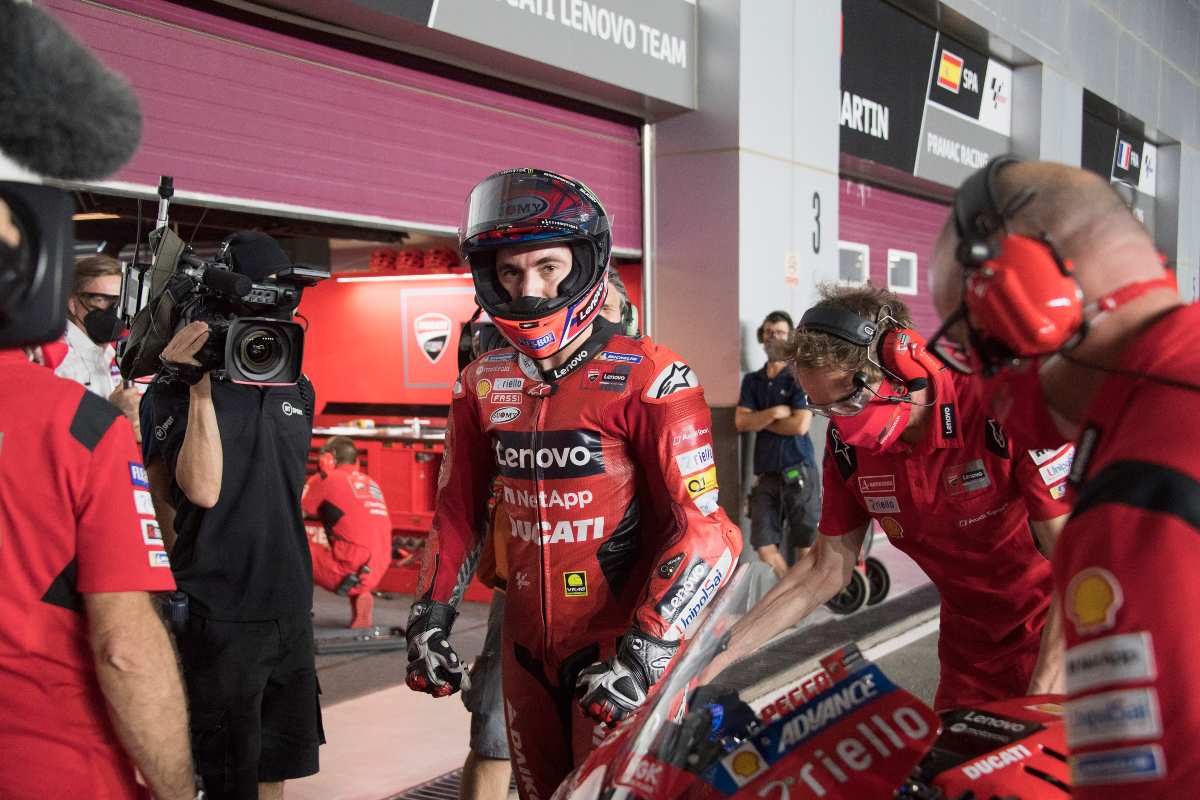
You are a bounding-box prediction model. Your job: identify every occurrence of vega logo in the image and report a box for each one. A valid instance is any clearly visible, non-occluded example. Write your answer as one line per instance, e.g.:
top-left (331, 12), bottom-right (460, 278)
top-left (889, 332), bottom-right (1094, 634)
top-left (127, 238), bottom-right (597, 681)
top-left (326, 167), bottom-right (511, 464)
top-left (492, 429), bottom-right (605, 479)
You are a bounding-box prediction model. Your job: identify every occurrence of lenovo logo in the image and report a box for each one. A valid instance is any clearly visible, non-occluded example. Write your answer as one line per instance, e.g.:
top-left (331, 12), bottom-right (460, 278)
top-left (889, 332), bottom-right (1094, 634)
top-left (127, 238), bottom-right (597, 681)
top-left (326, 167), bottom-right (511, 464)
top-left (492, 429), bottom-right (605, 479)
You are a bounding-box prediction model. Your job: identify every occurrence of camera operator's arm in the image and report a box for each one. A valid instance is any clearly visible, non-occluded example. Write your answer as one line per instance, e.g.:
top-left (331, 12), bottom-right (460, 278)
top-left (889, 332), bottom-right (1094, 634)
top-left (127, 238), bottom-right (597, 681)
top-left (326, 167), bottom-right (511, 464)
top-left (86, 591), bottom-right (196, 800)
top-left (146, 460), bottom-right (179, 552)
top-left (163, 322), bottom-right (223, 508)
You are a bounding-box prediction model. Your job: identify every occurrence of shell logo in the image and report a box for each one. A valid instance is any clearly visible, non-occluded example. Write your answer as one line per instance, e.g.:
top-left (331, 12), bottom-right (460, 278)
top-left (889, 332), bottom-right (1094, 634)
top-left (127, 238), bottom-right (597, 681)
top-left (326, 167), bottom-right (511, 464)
top-left (879, 516), bottom-right (904, 539)
top-left (1065, 567), bottom-right (1123, 635)
top-left (731, 751), bottom-right (762, 778)
top-left (476, 379), bottom-right (493, 399)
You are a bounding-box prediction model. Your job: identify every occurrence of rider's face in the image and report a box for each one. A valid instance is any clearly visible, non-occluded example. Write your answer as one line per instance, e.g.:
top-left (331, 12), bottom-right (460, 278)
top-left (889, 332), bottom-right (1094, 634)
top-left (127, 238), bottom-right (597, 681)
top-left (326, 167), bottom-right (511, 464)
top-left (495, 245), bottom-right (573, 300)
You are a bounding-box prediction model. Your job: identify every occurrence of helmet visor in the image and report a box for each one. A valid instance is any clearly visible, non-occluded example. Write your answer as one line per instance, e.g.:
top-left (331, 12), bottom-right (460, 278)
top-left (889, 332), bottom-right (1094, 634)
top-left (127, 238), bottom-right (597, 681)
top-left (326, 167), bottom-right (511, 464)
top-left (459, 169), bottom-right (611, 250)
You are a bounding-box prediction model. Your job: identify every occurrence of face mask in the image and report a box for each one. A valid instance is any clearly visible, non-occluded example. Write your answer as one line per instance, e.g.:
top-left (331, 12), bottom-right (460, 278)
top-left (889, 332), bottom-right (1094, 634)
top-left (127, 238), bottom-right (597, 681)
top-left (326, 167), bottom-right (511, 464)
top-left (764, 340), bottom-right (790, 362)
top-left (82, 305), bottom-right (123, 344)
top-left (832, 388), bottom-right (912, 452)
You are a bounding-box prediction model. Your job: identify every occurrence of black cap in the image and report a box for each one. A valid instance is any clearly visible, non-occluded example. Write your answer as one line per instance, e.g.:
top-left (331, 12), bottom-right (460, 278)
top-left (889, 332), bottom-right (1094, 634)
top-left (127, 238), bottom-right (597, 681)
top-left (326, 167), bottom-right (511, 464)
top-left (220, 231), bottom-right (290, 282)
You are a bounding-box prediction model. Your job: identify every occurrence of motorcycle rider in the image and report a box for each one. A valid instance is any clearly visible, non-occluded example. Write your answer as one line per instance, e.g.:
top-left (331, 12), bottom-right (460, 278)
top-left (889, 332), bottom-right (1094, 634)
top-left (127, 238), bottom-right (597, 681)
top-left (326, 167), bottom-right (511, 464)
top-left (405, 168), bottom-right (742, 800)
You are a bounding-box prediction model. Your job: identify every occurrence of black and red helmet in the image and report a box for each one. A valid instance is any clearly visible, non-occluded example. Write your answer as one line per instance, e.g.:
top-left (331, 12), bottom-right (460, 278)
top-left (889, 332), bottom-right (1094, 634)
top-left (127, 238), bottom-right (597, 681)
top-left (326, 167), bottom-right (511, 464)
top-left (459, 168), bottom-right (612, 359)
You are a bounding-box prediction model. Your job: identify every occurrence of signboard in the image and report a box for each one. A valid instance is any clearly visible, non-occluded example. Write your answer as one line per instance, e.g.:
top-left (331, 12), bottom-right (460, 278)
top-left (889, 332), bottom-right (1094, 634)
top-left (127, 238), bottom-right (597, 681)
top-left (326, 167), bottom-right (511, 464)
top-left (841, 0), bottom-right (1013, 187)
top-left (1081, 92), bottom-right (1157, 235)
top-left (353, 0), bottom-right (696, 107)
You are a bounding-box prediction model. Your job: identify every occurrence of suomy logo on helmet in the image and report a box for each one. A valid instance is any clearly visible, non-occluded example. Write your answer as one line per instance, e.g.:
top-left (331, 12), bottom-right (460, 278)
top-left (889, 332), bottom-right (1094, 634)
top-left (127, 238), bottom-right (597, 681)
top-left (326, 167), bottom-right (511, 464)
top-left (492, 429), bottom-right (605, 479)
top-left (501, 195), bottom-right (549, 220)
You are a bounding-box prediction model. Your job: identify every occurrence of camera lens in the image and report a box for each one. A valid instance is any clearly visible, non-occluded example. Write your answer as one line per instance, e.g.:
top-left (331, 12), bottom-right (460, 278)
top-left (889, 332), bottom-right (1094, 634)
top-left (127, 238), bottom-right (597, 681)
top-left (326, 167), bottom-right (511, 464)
top-left (235, 325), bottom-right (290, 380)
top-left (242, 330), bottom-right (279, 368)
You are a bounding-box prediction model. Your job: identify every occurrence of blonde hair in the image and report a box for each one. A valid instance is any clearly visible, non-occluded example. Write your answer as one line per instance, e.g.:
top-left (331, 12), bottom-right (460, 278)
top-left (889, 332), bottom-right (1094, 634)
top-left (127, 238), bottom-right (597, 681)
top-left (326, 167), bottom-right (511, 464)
top-left (790, 284), bottom-right (913, 382)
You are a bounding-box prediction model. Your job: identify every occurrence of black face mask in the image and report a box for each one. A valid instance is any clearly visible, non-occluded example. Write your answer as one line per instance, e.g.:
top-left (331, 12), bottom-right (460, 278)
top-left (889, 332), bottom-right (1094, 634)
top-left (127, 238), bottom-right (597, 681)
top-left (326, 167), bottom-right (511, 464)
top-left (83, 305), bottom-right (123, 344)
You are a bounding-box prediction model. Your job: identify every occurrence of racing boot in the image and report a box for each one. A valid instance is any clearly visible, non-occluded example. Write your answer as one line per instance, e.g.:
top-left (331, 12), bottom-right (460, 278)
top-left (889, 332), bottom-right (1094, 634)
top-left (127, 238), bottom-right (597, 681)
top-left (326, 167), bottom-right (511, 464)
top-left (350, 591), bottom-right (374, 628)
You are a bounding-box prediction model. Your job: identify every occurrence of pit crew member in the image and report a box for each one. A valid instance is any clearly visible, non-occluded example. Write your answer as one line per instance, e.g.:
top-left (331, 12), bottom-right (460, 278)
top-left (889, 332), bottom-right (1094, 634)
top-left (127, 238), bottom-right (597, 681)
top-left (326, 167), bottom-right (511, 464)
top-left (930, 157), bottom-right (1199, 796)
top-left (302, 436), bottom-right (392, 628)
top-left (711, 285), bottom-right (1071, 710)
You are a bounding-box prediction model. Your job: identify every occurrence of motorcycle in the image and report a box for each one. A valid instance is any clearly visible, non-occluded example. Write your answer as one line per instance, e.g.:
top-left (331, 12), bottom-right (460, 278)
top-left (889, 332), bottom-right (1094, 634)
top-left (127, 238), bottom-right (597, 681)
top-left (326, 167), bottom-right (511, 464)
top-left (554, 566), bottom-right (1071, 800)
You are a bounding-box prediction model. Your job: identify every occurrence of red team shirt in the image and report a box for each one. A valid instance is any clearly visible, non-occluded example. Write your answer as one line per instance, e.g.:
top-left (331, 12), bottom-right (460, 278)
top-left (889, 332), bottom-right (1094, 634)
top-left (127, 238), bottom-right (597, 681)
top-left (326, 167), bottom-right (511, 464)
top-left (301, 463), bottom-right (392, 590)
top-left (1056, 304), bottom-right (1200, 796)
top-left (0, 349), bottom-right (175, 799)
top-left (819, 369), bottom-right (1073, 709)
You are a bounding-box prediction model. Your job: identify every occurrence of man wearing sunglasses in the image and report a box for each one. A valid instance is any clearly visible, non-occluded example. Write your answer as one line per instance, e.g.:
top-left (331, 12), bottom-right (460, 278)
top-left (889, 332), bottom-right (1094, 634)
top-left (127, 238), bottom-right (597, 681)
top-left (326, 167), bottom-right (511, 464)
top-left (56, 254), bottom-right (142, 438)
top-left (711, 285), bottom-right (1072, 710)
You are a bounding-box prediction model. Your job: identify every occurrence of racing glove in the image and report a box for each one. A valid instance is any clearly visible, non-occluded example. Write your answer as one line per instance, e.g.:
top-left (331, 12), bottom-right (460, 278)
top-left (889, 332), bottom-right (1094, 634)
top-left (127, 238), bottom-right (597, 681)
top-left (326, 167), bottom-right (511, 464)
top-left (577, 627), bottom-right (678, 725)
top-left (405, 599), bottom-right (471, 697)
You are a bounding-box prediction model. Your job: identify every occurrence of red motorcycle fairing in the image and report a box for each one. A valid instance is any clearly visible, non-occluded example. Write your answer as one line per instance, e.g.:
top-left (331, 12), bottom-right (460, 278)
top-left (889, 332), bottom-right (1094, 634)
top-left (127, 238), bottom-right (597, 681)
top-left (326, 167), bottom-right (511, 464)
top-left (553, 635), bottom-right (939, 800)
top-left (918, 695), bottom-right (1070, 799)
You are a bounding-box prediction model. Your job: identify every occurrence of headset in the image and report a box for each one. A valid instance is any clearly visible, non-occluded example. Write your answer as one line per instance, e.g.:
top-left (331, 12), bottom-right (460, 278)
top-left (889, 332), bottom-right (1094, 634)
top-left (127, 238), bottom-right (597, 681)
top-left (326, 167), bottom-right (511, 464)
top-left (620, 301), bottom-right (639, 338)
top-left (319, 451), bottom-right (337, 477)
top-left (798, 304), bottom-right (943, 398)
top-left (757, 310), bottom-right (795, 344)
top-left (951, 155), bottom-right (1088, 369)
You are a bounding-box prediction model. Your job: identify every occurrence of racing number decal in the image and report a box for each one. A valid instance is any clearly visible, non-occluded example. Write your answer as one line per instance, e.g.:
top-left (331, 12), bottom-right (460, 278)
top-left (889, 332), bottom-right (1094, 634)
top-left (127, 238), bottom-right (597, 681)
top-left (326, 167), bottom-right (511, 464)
top-left (812, 192), bottom-right (822, 253)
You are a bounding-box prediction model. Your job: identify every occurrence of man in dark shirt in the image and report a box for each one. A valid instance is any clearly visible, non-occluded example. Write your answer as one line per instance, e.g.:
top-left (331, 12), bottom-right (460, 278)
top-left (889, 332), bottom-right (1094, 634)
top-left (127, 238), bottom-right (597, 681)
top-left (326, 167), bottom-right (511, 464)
top-left (141, 233), bottom-right (323, 800)
top-left (736, 311), bottom-right (820, 577)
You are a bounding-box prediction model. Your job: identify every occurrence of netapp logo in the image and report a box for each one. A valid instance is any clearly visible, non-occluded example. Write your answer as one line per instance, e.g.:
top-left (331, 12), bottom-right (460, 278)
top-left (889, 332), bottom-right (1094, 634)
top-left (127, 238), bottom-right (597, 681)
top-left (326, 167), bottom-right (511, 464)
top-left (492, 429), bottom-right (604, 479)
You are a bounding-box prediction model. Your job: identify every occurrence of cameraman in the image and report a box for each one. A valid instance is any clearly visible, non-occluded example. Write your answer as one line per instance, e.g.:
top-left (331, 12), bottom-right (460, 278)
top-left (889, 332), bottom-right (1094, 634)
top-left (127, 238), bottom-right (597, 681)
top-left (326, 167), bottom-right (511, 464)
top-left (140, 232), bottom-right (323, 800)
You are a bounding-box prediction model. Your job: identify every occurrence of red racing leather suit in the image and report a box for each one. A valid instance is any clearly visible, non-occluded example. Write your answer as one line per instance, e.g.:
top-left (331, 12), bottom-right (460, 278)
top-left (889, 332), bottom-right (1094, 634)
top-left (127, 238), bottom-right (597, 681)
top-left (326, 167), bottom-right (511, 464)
top-left (420, 322), bottom-right (742, 800)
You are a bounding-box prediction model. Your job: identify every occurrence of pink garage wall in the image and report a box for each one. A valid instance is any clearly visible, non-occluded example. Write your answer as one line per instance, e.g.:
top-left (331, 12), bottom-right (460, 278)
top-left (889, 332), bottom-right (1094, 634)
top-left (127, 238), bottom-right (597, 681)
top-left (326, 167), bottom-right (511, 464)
top-left (837, 179), bottom-right (951, 336)
top-left (44, 0), bottom-right (643, 252)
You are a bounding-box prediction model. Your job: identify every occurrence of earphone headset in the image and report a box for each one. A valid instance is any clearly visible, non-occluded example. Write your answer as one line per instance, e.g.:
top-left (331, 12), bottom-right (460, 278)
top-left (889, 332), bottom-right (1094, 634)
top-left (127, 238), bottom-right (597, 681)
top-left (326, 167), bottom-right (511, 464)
top-left (319, 451), bottom-right (337, 477)
top-left (757, 311), bottom-right (795, 344)
top-left (620, 301), bottom-right (639, 337)
top-left (798, 305), bottom-right (943, 399)
top-left (952, 155), bottom-right (1087, 366)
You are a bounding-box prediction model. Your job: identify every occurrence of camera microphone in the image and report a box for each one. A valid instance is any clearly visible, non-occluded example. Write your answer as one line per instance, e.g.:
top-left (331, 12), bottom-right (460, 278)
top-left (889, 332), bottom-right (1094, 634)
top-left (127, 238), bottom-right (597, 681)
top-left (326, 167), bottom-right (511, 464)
top-left (0, 1), bottom-right (142, 180)
top-left (201, 267), bottom-right (252, 299)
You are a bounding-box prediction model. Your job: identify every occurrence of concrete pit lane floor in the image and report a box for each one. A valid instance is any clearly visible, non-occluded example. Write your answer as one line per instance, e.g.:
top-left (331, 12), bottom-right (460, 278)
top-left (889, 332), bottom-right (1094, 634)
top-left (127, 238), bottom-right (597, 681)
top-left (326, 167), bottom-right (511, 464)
top-left (292, 534), bottom-right (941, 800)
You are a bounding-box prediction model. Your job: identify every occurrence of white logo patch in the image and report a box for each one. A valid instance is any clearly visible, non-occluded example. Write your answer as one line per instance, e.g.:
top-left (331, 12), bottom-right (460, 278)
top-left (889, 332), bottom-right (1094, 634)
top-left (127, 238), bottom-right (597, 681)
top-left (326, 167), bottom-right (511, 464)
top-left (864, 495), bottom-right (901, 514)
top-left (140, 517), bottom-right (163, 545)
top-left (1067, 688), bottom-right (1162, 748)
top-left (695, 489), bottom-right (720, 516)
top-left (1039, 447), bottom-right (1075, 485)
top-left (281, 401), bottom-right (303, 417)
top-left (494, 377), bottom-right (524, 391)
top-left (675, 444), bottom-right (715, 476)
top-left (132, 489), bottom-right (156, 516)
top-left (646, 361), bottom-right (699, 399)
top-left (858, 475), bottom-right (896, 494)
top-left (490, 406), bottom-right (521, 425)
top-left (149, 550), bottom-right (171, 568)
top-left (1066, 632), bottom-right (1157, 694)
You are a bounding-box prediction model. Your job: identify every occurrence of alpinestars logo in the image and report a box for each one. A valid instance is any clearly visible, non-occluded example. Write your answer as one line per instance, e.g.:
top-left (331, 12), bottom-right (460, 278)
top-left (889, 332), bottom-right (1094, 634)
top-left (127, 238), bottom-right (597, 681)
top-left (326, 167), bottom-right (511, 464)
top-left (648, 361), bottom-right (699, 399)
top-left (492, 429), bottom-right (605, 479)
top-left (830, 427), bottom-right (857, 480)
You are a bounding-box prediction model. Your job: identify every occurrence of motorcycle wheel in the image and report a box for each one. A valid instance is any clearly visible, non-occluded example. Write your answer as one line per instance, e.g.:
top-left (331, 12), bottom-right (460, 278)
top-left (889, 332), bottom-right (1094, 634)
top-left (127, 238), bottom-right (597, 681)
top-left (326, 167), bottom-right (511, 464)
top-left (825, 569), bottom-right (869, 615)
top-left (865, 557), bottom-right (890, 606)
